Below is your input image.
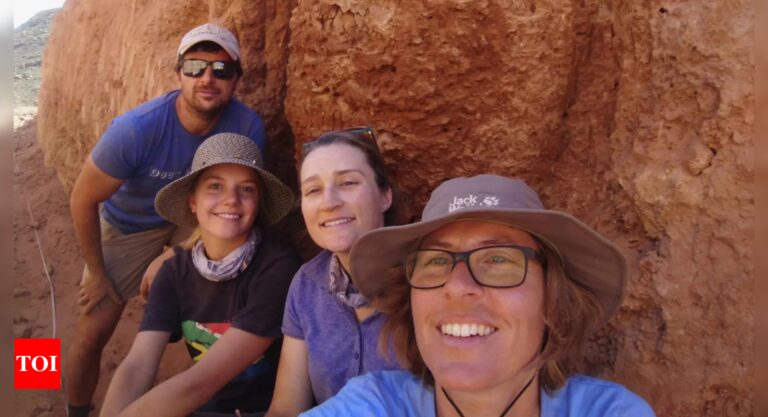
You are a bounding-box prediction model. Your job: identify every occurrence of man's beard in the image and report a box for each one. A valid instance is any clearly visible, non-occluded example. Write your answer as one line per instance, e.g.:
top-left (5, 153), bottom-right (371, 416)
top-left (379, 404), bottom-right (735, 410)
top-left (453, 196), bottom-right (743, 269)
top-left (186, 87), bottom-right (228, 119)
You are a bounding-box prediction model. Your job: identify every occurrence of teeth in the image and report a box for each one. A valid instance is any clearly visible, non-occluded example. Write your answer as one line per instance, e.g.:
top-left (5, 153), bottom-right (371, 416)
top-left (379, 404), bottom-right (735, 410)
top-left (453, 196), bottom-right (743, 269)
top-left (323, 218), bottom-right (352, 227)
top-left (216, 213), bottom-right (240, 219)
top-left (440, 323), bottom-right (496, 337)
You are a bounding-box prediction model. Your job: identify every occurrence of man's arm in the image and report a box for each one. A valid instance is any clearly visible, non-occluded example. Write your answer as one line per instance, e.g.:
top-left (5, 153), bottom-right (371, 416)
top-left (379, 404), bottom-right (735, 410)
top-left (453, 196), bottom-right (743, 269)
top-left (70, 155), bottom-right (125, 313)
top-left (265, 336), bottom-right (314, 417)
top-left (99, 331), bottom-right (170, 417)
top-left (116, 328), bottom-right (275, 417)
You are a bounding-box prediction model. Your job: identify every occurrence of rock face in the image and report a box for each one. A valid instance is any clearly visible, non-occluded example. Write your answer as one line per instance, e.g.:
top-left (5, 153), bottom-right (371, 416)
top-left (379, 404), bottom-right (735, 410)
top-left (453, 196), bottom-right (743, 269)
top-left (38, 0), bottom-right (298, 189)
top-left (38, 1), bottom-right (754, 416)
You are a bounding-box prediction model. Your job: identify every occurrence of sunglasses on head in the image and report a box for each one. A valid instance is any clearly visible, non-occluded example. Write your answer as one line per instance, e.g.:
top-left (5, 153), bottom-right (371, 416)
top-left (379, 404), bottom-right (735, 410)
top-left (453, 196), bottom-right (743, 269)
top-left (301, 126), bottom-right (379, 153)
top-left (180, 59), bottom-right (238, 80)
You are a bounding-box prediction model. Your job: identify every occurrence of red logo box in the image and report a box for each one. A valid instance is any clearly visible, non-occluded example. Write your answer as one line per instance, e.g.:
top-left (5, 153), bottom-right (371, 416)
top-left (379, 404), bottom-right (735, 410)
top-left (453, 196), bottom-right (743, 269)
top-left (14, 338), bottom-right (61, 390)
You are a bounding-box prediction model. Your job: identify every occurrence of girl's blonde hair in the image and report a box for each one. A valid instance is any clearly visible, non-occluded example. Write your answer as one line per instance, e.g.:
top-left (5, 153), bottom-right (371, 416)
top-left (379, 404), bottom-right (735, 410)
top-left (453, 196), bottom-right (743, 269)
top-left (180, 228), bottom-right (202, 249)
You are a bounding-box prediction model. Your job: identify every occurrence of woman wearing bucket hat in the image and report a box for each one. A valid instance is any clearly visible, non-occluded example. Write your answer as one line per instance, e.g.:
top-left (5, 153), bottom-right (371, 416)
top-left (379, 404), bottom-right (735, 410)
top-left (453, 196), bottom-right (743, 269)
top-left (100, 133), bottom-right (301, 417)
top-left (265, 127), bottom-right (406, 417)
top-left (301, 174), bottom-right (655, 417)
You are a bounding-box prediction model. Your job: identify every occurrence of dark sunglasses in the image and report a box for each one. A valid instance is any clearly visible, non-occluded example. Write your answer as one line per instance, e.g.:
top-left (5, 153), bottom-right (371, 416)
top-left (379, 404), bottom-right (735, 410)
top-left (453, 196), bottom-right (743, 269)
top-left (301, 126), bottom-right (379, 154)
top-left (180, 59), bottom-right (238, 80)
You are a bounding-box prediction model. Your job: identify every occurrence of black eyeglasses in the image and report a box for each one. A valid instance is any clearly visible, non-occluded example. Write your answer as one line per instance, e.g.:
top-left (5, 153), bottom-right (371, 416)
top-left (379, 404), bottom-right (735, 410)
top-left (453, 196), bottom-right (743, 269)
top-left (405, 245), bottom-right (545, 289)
top-left (180, 59), bottom-right (238, 80)
top-left (301, 126), bottom-right (379, 154)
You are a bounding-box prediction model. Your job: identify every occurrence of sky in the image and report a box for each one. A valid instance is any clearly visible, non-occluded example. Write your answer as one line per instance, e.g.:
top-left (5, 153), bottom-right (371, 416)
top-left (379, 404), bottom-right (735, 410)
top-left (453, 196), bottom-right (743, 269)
top-left (13, 0), bottom-right (65, 28)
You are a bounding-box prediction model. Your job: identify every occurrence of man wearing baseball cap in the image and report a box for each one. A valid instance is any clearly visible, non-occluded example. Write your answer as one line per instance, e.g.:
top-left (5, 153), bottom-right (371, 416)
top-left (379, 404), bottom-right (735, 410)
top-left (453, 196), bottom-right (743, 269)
top-left (65, 23), bottom-right (265, 417)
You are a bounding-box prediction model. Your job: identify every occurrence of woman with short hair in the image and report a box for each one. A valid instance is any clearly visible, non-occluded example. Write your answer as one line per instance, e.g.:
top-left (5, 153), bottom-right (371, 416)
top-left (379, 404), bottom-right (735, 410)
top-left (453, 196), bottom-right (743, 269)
top-left (302, 174), bottom-right (655, 417)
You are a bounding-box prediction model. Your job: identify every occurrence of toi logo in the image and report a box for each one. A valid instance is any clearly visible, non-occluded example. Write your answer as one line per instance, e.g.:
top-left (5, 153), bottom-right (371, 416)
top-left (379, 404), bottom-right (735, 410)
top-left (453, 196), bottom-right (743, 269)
top-left (14, 338), bottom-right (61, 390)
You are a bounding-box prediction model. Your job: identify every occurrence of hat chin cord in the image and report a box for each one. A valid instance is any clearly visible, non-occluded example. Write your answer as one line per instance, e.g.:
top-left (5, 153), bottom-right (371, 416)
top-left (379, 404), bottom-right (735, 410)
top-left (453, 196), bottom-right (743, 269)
top-left (437, 371), bottom-right (537, 417)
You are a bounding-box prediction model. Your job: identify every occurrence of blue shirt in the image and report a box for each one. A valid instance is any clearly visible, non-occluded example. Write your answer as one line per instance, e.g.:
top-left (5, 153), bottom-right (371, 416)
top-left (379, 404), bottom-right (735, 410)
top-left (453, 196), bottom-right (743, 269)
top-left (300, 371), bottom-right (656, 417)
top-left (91, 90), bottom-right (266, 234)
top-left (282, 251), bottom-right (401, 404)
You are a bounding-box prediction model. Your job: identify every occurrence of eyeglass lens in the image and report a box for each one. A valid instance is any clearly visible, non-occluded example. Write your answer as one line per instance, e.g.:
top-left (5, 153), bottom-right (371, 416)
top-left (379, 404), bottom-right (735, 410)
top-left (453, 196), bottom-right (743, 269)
top-left (181, 59), bottom-right (237, 80)
top-left (406, 246), bottom-right (532, 288)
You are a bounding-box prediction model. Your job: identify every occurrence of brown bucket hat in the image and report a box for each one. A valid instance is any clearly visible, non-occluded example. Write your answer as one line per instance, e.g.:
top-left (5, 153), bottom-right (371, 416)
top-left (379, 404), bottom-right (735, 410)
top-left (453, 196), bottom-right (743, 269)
top-left (155, 132), bottom-right (294, 227)
top-left (349, 174), bottom-right (628, 325)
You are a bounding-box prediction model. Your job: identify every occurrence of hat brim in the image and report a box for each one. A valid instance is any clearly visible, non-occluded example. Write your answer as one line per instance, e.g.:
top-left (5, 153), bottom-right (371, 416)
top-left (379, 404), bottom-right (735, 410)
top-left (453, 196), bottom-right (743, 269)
top-left (349, 208), bottom-right (628, 326)
top-left (155, 159), bottom-right (294, 228)
top-left (178, 42), bottom-right (239, 61)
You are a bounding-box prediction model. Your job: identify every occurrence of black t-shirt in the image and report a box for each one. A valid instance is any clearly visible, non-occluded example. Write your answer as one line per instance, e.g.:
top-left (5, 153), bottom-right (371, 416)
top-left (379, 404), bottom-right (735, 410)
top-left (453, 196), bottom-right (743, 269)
top-left (140, 235), bottom-right (301, 413)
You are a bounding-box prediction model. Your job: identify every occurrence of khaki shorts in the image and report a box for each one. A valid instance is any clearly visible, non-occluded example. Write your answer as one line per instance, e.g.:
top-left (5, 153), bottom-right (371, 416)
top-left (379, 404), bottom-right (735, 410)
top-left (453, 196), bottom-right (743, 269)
top-left (82, 218), bottom-right (193, 303)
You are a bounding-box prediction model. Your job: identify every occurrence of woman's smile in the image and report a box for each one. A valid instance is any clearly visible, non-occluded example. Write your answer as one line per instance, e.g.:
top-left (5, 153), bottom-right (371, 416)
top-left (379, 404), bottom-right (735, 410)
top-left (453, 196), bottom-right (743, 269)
top-left (439, 323), bottom-right (498, 338)
top-left (320, 216), bottom-right (355, 227)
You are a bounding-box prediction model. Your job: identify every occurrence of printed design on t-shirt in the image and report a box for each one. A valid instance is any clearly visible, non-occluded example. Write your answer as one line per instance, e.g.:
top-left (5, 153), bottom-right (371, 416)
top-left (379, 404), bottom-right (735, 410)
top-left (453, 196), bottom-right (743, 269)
top-left (181, 320), bottom-right (230, 362)
top-left (181, 320), bottom-right (270, 382)
top-left (149, 168), bottom-right (186, 180)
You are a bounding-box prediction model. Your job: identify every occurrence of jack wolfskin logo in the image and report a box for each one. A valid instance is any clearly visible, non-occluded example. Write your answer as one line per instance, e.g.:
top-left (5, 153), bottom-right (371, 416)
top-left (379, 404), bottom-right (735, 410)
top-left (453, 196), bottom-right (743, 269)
top-left (448, 195), bottom-right (477, 212)
top-left (448, 194), bottom-right (500, 212)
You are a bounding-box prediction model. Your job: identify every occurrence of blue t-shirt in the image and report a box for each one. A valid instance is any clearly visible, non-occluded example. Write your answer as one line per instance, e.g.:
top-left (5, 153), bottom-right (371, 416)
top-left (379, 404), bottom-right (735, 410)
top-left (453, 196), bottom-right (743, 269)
top-left (300, 370), bottom-right (656, 417)
top-left (91, 90), bottom-right (266, 234)
top-left (281, 251), bottom-right (401, 404)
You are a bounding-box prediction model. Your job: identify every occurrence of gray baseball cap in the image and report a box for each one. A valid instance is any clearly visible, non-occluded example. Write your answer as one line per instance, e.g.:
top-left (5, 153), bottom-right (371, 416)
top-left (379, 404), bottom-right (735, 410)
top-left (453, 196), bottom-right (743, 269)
top-left (178, 23), bottom-right (241, 61)
top-left (349, 174), bottom-right (628, 326)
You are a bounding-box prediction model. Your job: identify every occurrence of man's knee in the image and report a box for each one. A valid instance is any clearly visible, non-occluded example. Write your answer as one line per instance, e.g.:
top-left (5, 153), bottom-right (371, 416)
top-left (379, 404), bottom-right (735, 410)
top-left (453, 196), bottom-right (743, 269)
top-left (73, 305), bottom-right (123, 351)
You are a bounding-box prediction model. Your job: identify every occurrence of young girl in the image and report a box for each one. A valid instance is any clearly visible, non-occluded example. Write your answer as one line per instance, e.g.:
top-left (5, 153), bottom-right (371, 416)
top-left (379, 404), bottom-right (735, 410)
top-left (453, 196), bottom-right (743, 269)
top-left (100, 133), bottom-right (301, 417)
top-left (266, 127), bottom-right (405, 417)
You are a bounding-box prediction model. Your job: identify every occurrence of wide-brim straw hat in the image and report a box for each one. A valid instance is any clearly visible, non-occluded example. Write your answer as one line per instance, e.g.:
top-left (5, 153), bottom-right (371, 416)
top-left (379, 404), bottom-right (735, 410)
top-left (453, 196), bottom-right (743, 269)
top-left (349, 174), bottom-right (628, 326)
top-left (155, 132), bottom-right (294, 227)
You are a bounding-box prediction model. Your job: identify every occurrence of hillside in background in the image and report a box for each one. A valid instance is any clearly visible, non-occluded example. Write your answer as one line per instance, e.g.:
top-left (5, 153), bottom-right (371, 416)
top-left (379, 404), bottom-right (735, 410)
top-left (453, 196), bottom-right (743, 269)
top-left (14, 8), bottom-right (60, 128)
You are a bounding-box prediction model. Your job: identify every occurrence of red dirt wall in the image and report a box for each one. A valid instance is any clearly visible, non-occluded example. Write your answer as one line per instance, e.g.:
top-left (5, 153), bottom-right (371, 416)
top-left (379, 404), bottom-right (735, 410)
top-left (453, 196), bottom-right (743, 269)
top-left (35, 1), bottom-right (754, 415)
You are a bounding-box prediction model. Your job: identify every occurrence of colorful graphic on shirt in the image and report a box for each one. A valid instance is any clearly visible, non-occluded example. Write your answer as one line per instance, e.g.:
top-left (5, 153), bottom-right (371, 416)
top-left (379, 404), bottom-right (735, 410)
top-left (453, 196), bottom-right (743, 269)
top-left (181, 320), bottom-right (231, 362)
top-left (180, 320), bottom-right (271, 383)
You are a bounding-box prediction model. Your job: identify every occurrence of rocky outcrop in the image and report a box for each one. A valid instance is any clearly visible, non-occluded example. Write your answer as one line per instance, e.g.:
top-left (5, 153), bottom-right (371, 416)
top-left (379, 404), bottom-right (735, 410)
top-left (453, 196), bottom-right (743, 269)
top-left (606, 3), bottom-right (753, 414)
top-left (37, 1), bottom-right (754, 416)
top-left (38, 0), bottom-right (298, 189)
top-left (285, 4), bottom-right (753, 414)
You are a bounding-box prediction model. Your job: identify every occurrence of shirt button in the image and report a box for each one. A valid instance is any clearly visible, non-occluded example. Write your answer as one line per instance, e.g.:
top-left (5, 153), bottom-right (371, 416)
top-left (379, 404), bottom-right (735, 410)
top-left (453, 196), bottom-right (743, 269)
top-left (353, 352), bottom-right (360, 360)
